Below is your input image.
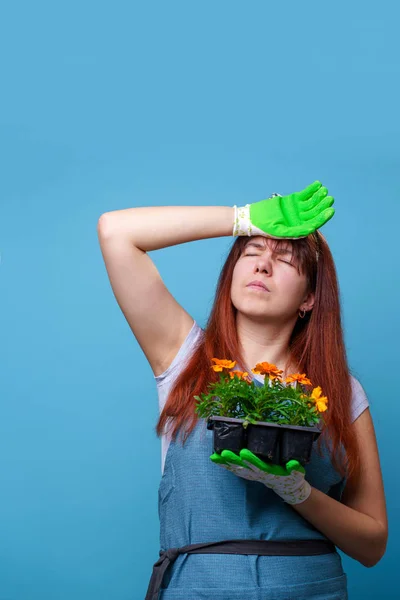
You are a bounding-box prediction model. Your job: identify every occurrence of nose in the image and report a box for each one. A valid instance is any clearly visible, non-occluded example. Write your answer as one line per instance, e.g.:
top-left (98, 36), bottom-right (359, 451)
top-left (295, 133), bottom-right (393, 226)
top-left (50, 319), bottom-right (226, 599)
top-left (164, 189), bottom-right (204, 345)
top-left (254, 253), bottom-right (272, 274)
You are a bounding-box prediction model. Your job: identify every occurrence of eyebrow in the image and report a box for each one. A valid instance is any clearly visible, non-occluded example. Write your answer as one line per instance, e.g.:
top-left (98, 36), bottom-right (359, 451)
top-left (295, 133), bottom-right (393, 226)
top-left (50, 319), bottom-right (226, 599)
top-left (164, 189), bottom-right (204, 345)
top-left (243, 241), bottom-right (292, 255)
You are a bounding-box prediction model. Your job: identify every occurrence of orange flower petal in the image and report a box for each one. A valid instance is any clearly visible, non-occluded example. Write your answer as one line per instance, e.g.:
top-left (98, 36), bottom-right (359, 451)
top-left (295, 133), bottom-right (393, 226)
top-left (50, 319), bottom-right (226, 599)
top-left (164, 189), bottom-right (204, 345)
top-left (252, 361), bottom-right (283, 377)
top-left (285, 373), bottom-right (313, 386)
top-left (268, 374), bottom-right (283, 381)
top-left (211, 358), bottom-right (237, 369)
top-left (229, 370), bottom-right (251, 382)
top-left (311, 386), bottom-right (323, 401)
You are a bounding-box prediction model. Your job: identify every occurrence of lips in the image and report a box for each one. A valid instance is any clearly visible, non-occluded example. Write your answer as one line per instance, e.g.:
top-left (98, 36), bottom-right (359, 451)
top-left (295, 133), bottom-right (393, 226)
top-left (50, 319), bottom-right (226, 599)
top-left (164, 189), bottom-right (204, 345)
top-left (247, 280), bottom-right (270, 291)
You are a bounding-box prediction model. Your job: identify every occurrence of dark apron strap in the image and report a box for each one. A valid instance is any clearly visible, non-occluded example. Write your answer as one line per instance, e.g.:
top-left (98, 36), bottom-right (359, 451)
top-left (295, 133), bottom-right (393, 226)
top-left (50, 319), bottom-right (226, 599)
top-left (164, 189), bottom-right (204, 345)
top-left (144, 538), bottom-right (336, 600)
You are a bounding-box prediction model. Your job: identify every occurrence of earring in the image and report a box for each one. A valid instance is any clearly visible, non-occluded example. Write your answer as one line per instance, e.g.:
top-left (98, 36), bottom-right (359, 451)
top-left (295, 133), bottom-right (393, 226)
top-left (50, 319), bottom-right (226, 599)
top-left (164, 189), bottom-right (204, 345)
top-left (298, 308), bottom-right (306, 319)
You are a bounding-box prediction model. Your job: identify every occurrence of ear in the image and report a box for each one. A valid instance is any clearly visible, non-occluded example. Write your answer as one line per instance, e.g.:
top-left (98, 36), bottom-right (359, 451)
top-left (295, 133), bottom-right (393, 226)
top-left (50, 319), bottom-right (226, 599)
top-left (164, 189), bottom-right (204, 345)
top-left (301, 290), bottom-right (315, 312)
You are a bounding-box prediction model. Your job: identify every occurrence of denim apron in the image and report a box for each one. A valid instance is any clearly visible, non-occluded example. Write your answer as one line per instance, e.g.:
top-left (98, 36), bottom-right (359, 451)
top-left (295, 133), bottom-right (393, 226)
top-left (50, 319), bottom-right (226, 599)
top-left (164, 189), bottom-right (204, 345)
top-left (147, 379), bottom-right (348, 599)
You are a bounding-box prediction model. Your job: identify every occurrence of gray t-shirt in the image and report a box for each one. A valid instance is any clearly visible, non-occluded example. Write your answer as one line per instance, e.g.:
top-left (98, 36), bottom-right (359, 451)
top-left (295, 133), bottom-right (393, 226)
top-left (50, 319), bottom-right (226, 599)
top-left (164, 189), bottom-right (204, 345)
top-left (154, 320), bottom-right (370, 475)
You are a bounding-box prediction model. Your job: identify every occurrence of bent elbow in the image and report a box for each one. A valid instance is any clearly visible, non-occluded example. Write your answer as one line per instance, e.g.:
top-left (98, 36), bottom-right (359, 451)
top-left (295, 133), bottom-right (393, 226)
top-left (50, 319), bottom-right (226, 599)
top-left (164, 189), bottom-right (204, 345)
top-left (362, 526), bottom-right (388, 568)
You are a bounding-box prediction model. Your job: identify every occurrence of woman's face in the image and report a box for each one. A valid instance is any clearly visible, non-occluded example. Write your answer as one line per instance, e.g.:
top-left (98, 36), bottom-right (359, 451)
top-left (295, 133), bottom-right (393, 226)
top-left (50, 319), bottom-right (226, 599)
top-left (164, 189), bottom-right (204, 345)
top-left (231, 236), bottom-right (314, 321)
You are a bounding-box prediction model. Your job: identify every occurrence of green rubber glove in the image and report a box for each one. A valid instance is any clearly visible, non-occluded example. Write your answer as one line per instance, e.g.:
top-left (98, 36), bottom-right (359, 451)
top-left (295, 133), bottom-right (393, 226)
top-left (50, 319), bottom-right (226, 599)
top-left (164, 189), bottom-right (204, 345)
top-left (233, 180), bottom-right (334, 239)
top-left (210, 449), bottom-right (312, 505)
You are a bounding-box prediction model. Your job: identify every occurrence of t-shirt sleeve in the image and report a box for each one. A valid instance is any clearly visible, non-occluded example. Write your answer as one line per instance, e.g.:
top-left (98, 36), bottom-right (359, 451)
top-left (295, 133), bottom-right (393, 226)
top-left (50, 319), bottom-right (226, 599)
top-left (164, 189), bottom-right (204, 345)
top-left (350, 374), bottom-right (370, 422)
top-left (154, 319), bottom-right (205, 412)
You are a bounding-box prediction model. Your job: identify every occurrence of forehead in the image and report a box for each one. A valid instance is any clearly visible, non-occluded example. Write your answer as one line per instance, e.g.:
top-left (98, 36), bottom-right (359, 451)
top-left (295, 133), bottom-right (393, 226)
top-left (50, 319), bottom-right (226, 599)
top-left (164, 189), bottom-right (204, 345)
top-left (243, 238), bottom-right (293, 254)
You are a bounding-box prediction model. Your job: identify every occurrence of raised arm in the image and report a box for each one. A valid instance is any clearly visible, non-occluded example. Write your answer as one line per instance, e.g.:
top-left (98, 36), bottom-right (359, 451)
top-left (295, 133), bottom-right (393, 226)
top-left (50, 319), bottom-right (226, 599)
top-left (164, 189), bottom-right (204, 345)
top-left (97, 205), bottom-right (234, 377)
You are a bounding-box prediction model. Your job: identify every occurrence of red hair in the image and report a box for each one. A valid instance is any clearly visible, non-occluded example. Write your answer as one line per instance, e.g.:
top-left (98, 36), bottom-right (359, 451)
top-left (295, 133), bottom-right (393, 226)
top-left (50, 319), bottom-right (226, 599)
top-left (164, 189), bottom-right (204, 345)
top-left (155, 232), bottom-right (361, 485)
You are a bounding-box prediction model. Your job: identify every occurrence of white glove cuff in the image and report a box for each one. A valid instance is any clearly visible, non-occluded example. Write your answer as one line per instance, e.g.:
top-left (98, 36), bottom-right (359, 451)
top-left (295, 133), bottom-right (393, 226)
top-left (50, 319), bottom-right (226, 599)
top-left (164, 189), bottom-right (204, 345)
top-left (283, 479), bottom-right (312, 505)
top-left (233, 204), bottom-right (279, 239)
top-left (233, 204), bottom-right (252, 236)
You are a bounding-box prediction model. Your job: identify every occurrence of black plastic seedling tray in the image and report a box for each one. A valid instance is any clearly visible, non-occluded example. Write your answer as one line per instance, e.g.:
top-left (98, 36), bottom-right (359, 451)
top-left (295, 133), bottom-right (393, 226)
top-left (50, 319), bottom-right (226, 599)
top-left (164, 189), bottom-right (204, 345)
top-left (207, 416), bottom-right (321, 467)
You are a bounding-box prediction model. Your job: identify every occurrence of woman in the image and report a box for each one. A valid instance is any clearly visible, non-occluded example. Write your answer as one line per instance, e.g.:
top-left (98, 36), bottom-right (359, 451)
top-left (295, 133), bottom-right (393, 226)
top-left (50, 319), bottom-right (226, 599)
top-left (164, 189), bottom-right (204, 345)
top-left (97, 181), bottom-right (388, 599)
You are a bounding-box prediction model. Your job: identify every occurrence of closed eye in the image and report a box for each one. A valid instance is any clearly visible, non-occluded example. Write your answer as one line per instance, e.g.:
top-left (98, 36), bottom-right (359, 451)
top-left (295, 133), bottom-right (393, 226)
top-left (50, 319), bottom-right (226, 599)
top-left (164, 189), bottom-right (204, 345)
top-left (244, 253), bottom-right (293, 266)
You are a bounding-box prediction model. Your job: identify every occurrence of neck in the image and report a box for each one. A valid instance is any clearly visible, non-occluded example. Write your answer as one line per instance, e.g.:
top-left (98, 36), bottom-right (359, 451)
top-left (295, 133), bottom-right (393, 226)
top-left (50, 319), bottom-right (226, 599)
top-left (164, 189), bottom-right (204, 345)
top-left (236, 313), bottom-right (299, 378)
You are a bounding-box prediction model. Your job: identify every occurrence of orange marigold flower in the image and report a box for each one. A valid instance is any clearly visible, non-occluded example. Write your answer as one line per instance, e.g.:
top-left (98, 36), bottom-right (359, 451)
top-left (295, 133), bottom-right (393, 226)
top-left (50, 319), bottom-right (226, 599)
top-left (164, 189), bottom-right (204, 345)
top-left (310, 386), bottom-right (329, 413)
top-left (268, 373), bottom-right (283, 381)
top-left (252, 361), bottom-right (283, 377)
top-left (211, 358), bottom-right (237, 372)
top-left (252, 362), bottom-right (283, 382)
top-left (285, 373), bottom-right (313, 386)
top-left (229, 371), bottom-right (251, 383)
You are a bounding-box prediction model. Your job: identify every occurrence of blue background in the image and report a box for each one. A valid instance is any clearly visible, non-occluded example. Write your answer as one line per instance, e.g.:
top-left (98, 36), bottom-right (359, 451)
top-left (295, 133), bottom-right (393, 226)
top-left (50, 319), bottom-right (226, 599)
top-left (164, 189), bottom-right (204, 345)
top-left (0, 1), bottom-right (398, 598)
